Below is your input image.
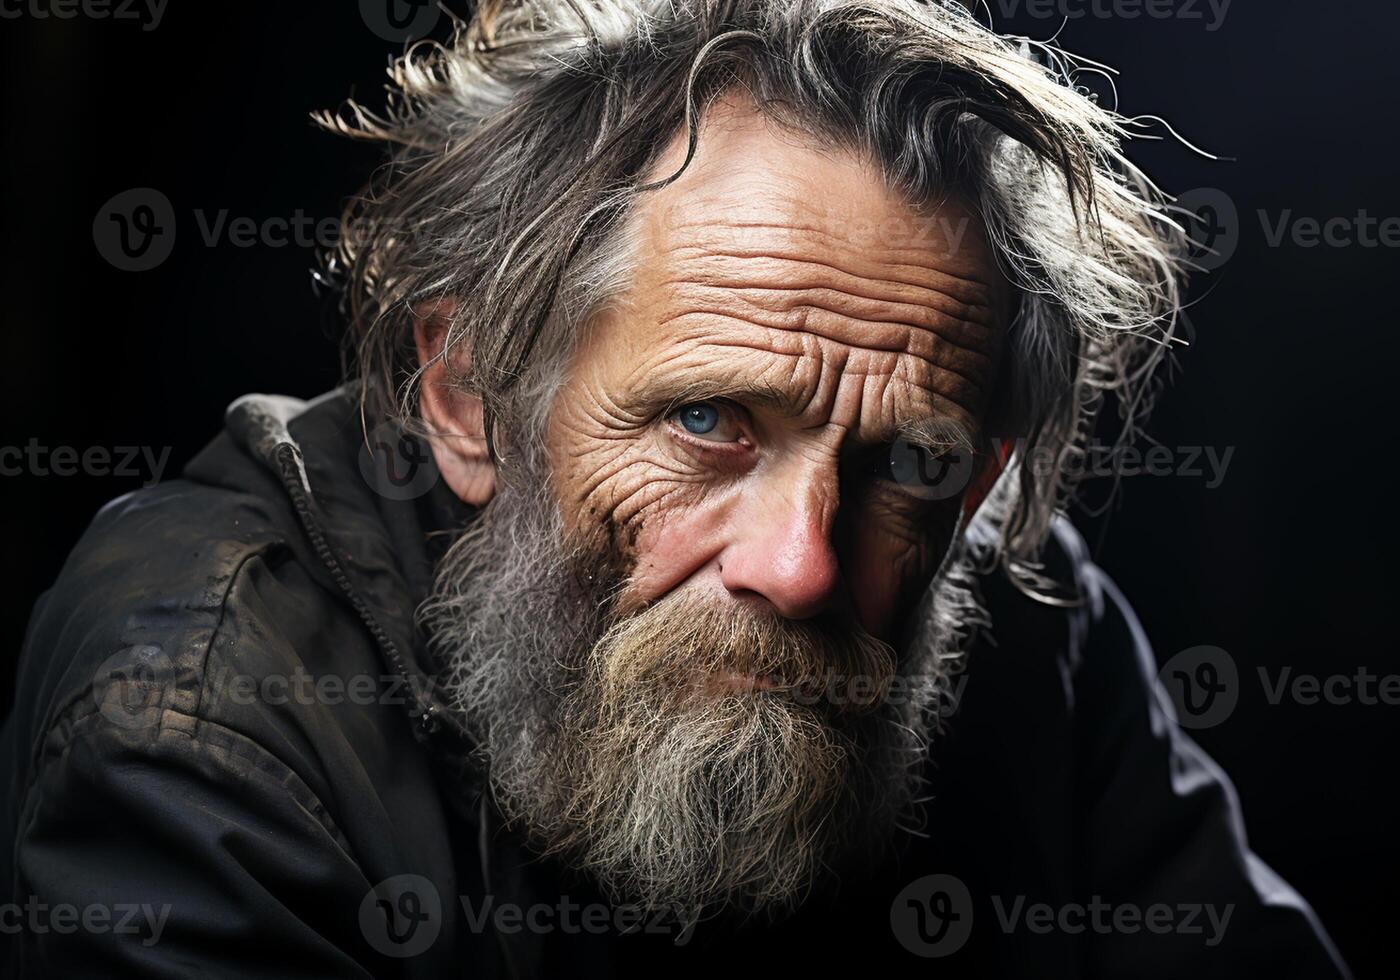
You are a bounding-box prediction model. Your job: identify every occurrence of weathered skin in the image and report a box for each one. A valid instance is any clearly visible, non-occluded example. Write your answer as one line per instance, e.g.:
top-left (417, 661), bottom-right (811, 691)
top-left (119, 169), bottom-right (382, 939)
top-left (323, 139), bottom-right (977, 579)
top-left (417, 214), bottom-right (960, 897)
top-left (548, 99), bottom-right (1012, 639)
top-left (425, 97), bottom-right (1013, 640)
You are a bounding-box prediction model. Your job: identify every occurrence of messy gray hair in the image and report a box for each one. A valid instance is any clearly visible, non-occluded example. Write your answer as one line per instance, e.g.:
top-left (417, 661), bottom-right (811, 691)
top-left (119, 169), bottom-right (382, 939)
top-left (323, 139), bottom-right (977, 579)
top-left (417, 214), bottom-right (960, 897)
top-left (321, 0), bottom-right (1187, 589)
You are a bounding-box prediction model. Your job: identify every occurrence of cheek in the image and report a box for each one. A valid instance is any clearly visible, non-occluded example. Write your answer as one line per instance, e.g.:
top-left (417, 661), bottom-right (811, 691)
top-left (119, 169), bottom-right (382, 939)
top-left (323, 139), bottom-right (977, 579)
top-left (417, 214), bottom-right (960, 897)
top-left (839, 499), bottom-right (960, 638)
top-left (546, 391), bottom-right (728, 588)
top-left (626, 497), bottom-right (732, 608)
top-left (545, 383), bottom-right (658, 529)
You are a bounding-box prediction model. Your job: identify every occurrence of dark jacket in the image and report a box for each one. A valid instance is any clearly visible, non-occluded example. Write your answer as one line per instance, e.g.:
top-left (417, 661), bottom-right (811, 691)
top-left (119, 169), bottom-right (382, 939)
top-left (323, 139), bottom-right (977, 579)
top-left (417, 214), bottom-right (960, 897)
top-left (0, 391), bottom-right (1350, 978)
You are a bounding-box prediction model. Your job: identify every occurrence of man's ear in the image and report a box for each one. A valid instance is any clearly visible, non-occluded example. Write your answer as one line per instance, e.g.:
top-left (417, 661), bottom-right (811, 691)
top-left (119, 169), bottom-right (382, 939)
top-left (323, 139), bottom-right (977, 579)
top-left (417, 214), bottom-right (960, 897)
top-left (413, 299), bottom-right (496, 507)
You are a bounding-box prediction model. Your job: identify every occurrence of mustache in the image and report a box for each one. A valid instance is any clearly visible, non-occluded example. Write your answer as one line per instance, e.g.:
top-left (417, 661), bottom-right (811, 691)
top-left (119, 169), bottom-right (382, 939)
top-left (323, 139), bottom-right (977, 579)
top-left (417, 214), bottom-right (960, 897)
top-left (422, 470), bottom-right (978, 919)
top-left (545, 587), bottom-right (900, 916)
top-left (584, 588), bottom-right (898, 719)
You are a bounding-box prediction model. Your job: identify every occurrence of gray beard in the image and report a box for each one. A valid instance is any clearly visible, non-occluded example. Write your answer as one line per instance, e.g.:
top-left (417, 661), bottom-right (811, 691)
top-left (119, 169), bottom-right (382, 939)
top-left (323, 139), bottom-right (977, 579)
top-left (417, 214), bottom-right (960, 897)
top-left (420, 465), bottom-right (983, 923)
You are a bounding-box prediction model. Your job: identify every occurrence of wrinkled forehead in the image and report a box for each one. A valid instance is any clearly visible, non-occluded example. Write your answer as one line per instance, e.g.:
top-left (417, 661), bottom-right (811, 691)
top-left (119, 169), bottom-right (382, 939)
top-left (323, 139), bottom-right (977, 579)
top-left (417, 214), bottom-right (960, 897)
top-left (634, 97), bottom-right (1010, 298)
top-left (604, 100), bottom-right (1012, 433)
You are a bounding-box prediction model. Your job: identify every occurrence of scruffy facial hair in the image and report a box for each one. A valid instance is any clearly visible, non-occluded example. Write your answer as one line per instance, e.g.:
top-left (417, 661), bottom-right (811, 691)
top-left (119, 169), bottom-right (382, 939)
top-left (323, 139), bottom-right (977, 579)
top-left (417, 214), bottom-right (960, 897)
top-left (422, 459), bottom-right (983, 924)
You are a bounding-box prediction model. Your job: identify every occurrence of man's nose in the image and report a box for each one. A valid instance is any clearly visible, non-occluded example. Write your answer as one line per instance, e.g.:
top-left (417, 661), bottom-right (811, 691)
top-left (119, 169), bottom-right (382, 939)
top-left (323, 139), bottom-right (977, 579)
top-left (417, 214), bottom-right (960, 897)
top-left (717, 469), bottom-right (842, 620)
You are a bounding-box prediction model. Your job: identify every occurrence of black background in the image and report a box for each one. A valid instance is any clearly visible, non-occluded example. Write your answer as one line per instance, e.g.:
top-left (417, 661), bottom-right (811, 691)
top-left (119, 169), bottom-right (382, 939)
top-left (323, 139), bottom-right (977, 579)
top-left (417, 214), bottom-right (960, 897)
top-left (0, 1), bottom-right (1393, 974)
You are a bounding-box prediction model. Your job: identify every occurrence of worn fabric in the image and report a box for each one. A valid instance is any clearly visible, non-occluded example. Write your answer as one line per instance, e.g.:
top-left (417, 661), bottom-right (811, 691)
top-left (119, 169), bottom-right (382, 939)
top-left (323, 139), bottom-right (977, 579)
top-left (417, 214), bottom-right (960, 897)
top-left (0, 391), bottom-right (1349, 978)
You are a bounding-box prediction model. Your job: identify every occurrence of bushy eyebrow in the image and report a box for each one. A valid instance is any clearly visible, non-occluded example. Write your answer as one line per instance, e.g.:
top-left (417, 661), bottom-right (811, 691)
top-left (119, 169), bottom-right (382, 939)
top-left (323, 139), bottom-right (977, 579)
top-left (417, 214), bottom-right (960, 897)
top-left (646, 375), bottom-right (804, 417)
top-left (638, 372), bottom-right (981, 457)
top-left (896, 414), bottom-right (980, 460)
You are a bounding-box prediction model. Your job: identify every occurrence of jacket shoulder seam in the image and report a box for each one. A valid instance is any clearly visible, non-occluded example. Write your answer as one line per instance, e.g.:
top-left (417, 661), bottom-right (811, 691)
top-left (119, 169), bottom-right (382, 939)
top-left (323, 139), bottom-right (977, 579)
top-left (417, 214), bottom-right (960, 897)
top-left (26, 539), bottom-right (293, 800)
top-left (19, 702), bottom-right (357, 861)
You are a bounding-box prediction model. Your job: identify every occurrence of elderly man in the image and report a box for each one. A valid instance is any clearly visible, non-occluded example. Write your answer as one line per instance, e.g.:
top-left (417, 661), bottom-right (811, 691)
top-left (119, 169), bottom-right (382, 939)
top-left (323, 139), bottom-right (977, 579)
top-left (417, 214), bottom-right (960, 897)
top-left (0, 1), bottom-right (1349, 977)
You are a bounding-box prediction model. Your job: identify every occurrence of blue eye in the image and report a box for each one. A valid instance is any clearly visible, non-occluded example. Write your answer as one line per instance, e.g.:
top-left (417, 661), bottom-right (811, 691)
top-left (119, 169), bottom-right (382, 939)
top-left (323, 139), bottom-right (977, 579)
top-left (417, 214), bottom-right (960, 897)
top-left (669, 400), bottom-right (745, 444)
top-left (678, 403), bottom-right (720, 435)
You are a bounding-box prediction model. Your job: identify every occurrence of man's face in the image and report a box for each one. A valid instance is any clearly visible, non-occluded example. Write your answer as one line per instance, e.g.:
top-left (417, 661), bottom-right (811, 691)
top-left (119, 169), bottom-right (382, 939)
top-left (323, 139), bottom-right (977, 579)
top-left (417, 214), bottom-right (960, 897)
top-left (548, 100), bottom-right (1010, 640)
top-left (425, 99), bottom-right (1010, 921)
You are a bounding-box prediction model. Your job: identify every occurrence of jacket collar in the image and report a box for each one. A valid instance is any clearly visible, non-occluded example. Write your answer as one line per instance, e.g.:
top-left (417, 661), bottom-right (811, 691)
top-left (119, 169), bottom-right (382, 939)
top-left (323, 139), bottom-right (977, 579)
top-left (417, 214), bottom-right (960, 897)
top-left (222, 389), bottom-right (477, 752)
